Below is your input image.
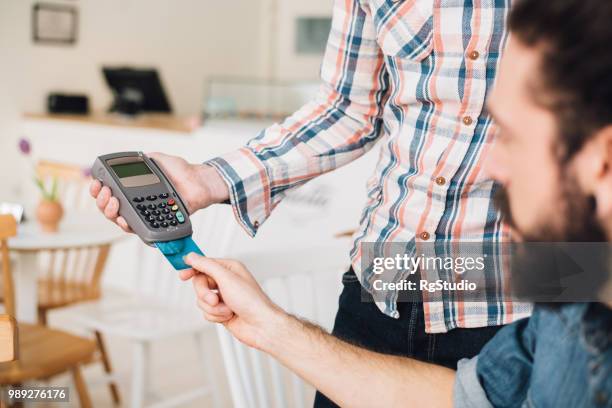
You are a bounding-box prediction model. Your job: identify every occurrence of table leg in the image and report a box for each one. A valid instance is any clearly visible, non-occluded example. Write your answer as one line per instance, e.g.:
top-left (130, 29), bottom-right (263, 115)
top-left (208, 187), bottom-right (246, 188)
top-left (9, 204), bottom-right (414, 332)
top-left (13, 253), bottom-right (39, 324)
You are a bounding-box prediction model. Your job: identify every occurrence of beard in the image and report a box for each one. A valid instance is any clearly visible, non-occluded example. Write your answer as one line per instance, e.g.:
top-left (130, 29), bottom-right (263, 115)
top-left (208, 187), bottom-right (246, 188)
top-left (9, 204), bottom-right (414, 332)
top-left (494, 171), bottom-right (606, 242)
top-left (494, 170), bottom-right (610, 303)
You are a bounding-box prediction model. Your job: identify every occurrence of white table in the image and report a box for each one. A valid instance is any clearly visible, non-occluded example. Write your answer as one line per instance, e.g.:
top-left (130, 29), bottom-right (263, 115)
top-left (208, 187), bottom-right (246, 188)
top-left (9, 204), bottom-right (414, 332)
top-left (8, 212), bottom-right (124, 323)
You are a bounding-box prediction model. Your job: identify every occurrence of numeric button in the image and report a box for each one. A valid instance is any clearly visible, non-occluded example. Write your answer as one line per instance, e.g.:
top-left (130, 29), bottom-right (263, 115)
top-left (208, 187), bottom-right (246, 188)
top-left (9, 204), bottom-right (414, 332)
top-left (150, 222), bottom-right (160, 228)
top-left (133, 197), bottom-right (145, 203)
top-left (170, 220), bottom-right (178, 226)
top-left (160, 193), bottom-right (169, 199)
top-left (146, 195), bottom-right (158, 201)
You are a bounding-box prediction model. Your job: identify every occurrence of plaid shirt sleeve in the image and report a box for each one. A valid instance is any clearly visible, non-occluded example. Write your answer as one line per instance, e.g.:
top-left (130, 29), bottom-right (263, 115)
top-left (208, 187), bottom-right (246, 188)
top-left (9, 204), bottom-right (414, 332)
top-left (207, 0), bottom-right (389, 236)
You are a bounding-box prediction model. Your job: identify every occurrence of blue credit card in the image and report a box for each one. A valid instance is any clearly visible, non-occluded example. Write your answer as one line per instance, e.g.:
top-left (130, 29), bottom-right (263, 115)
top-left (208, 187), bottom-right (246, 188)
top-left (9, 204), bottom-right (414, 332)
top-left (155, 236), bottom-right (205, 270)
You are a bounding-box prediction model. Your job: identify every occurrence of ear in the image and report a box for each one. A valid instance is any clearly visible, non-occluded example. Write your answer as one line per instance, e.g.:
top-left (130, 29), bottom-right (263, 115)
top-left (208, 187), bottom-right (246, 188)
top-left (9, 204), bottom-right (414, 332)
top-left (583, 126), bottom-right (612, 220)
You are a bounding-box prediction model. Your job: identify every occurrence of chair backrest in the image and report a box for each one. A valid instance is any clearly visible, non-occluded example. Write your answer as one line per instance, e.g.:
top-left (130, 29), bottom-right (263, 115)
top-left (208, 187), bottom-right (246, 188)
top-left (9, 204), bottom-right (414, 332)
top-left (0, 215), bottom-right (18, 318)
top-left (36, 244), bottom-right (111, 306)
top-left (216, 243), bottom-right (349, 408)
top-left (130, 204), bottom-right (240, 314)
top-left (36, 160), bottom-right (94, 212)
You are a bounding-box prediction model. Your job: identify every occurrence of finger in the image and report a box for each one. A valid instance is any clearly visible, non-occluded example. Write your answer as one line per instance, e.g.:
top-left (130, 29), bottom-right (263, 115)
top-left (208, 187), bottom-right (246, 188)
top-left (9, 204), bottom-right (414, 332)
top-left (192, 274), bottom-right (220, 305)
top-left (206, 275), bottom-right (218, 290)
top-left (197, 298), bottom-right (233, 317)
top-left (216, 259), bottom-right (252, 279)
top-left (115, 216), bottom-right (132, 233)
top-left (90, 180), bottom-right (102, 198)
top-left (96, 186), bottom-right (111, 211)
top-left (104, 196), bottom-right (120, 220)
top-left (179, 268), bottom-right (197, 281)
top-left (204, 312), bottom-right (233, 324)
top-left (184, 254), bottom-right (232, 281)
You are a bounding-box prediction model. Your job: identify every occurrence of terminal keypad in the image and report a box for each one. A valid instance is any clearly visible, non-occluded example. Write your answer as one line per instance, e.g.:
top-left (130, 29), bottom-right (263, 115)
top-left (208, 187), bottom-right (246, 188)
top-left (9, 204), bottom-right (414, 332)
top-left (134, 192), bottom-right (185, 230)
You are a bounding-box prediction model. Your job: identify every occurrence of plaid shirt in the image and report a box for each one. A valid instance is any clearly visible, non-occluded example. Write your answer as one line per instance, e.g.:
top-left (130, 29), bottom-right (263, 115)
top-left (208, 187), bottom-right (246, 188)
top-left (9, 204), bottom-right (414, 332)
top-left (208, 0), bottom-right (532, 333)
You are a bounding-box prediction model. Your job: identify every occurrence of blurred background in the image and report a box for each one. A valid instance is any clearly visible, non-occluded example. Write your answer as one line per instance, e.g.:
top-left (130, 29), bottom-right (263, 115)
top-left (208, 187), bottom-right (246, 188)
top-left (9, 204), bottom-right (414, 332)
top-left (0, 1), bottom-right (379, 406)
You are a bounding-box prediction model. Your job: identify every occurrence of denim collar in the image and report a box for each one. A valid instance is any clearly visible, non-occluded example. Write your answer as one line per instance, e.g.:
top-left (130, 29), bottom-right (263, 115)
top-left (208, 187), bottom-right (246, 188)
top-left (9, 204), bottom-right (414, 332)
top-left (580, 303), bottom-right (612, 354)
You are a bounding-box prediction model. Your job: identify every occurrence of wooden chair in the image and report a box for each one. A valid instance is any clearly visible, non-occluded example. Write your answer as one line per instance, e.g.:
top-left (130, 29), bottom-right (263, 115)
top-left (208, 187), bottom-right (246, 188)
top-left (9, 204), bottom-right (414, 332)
top-left (0, 214), bottom-right (96, 407)
top-left (0, 315), bottom-right (16, 363)
top-left (33, 160), bottom-right (121, 404)
top-left (35, 159), bottom-right (106, 323)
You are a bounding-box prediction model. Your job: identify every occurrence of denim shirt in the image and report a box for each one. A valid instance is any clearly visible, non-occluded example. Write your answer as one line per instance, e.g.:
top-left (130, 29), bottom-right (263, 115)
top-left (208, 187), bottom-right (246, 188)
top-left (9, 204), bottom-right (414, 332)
top-left (454, 303), bottom-right (612, 407)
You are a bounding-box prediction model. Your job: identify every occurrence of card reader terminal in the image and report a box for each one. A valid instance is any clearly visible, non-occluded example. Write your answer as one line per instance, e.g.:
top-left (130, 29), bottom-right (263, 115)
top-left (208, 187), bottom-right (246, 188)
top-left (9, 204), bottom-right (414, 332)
top-left (92, 152), bottom-right (203, 269)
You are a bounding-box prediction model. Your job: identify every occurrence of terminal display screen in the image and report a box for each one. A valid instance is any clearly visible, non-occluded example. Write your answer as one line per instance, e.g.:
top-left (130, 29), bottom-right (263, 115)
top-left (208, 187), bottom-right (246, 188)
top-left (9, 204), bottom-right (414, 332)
top-left (111, 162), bottom-right (153, 179)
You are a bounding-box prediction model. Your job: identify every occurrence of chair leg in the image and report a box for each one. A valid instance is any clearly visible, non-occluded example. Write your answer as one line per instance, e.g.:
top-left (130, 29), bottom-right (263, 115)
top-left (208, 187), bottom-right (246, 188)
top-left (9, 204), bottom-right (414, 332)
top-left (71, 366), bottom-right (93, 408)
top-left (94, 331), bottom-right (121, 405)
top-left (195, 332), bottom-right (222, 408)
top-left (130, 341), bottom-right (150, 408)
top-left (37, 308), bottom-right (48, 326)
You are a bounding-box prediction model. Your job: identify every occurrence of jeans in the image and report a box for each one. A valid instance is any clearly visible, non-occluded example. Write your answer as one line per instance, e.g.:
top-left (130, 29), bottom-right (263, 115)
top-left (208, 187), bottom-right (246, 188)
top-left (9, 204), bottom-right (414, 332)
top-left (313, 268), bottom-right (503, 407)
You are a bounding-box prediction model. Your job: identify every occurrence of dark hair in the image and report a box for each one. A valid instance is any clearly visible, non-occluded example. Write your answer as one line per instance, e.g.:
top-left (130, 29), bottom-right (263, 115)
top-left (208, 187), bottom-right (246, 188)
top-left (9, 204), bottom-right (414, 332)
top-left (509, 0), bottom-right (612, 161)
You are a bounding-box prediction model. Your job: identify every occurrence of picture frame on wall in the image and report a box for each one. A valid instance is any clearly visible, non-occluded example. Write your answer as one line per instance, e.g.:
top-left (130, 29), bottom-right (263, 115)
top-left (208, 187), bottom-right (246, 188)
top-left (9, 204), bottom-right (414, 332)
top-left (32, 3), bottom-right (78, 45)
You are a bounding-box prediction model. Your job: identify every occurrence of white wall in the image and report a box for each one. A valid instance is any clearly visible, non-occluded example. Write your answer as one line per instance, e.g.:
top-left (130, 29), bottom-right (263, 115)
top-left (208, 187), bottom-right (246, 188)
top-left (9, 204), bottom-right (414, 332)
top-left (0, 0), bottom-right (268, 196)
top-left (260, 0), bottom-right (333, 80)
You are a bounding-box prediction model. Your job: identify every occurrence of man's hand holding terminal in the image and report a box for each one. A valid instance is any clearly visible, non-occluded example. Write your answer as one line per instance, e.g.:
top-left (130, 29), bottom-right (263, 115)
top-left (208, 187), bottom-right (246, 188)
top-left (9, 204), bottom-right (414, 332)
top-left (89, 152), bottom-right (229, 232)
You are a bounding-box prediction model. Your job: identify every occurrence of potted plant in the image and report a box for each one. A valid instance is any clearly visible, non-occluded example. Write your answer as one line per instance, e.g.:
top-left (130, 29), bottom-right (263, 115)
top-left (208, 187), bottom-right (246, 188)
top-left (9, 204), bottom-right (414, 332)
top-left (18, 138), bottom-right (64, 232)
top-left (34, 177), bottom-right (63, 233)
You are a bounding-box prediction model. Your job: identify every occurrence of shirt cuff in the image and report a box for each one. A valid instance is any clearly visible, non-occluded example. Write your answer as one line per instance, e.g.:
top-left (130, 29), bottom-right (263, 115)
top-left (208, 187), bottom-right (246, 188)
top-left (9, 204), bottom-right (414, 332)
top-left (206, 147), bottom-right (273, 237)
top-left (453, 357), bottom-right (493, 408)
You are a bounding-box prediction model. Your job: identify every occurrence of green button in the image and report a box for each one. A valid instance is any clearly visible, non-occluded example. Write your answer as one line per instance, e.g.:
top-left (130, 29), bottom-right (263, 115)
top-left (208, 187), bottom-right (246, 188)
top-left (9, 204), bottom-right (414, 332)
top-left (176, 211), bottom-right (185, 224)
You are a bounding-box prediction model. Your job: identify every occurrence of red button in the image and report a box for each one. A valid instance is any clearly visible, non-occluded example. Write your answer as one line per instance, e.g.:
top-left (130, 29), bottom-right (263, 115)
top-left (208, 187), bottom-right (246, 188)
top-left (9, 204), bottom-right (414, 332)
top-left (167, 199), bottom-right (176, 206)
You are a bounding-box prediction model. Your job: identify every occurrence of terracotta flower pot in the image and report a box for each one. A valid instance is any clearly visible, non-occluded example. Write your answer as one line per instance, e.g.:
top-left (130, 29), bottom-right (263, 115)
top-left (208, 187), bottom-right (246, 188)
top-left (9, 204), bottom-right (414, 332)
top-left (36, 200), bottom-right (64, 233)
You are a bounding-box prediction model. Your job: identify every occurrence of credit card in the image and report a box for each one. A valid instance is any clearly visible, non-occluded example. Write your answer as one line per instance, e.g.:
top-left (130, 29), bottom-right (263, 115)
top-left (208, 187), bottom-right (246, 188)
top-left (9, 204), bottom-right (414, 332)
top-left (155, 235), bottom-right (205, 270)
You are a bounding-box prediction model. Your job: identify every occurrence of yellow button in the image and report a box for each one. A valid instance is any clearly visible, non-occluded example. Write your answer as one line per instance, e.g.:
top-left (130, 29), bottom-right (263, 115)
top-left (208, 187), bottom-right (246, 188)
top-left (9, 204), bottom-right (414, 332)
top-left (468, 50), bottom-right (480, 60)
top-left (435, 176), bottom-right (446, 186)
top-left (419, 231), bottom-right (431, 241)
top-left (462, 116), bottom-right (474, 126)
top-left (171, 205), bottom-right (179, 211)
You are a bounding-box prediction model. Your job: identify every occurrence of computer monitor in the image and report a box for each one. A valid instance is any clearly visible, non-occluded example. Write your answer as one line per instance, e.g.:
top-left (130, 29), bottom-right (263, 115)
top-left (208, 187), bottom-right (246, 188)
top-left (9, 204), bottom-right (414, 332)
top-left (102, 67), bottom-right (172, 115)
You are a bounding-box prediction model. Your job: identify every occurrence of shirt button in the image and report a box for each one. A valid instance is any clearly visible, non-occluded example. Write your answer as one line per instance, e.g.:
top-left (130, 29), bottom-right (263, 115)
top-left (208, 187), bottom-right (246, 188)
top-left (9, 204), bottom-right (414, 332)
top-left (462, 116), bottom-right (474, 126)
top-left (595, 391), bottom-right (608, 405)
top-left (435, 176), bottom-right (446, 186)
top-left (254, 221), bottom-right (260, 229)
top-left (419, 231), bottom-right (431, 241)
top-left (468, 50), bottom-right (480, 60)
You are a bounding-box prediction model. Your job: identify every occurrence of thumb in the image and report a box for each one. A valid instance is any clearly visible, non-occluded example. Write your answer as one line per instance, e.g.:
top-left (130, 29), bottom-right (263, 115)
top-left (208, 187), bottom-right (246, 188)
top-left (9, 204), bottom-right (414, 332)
top-left (184, 253), bottom-right (231, 282)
